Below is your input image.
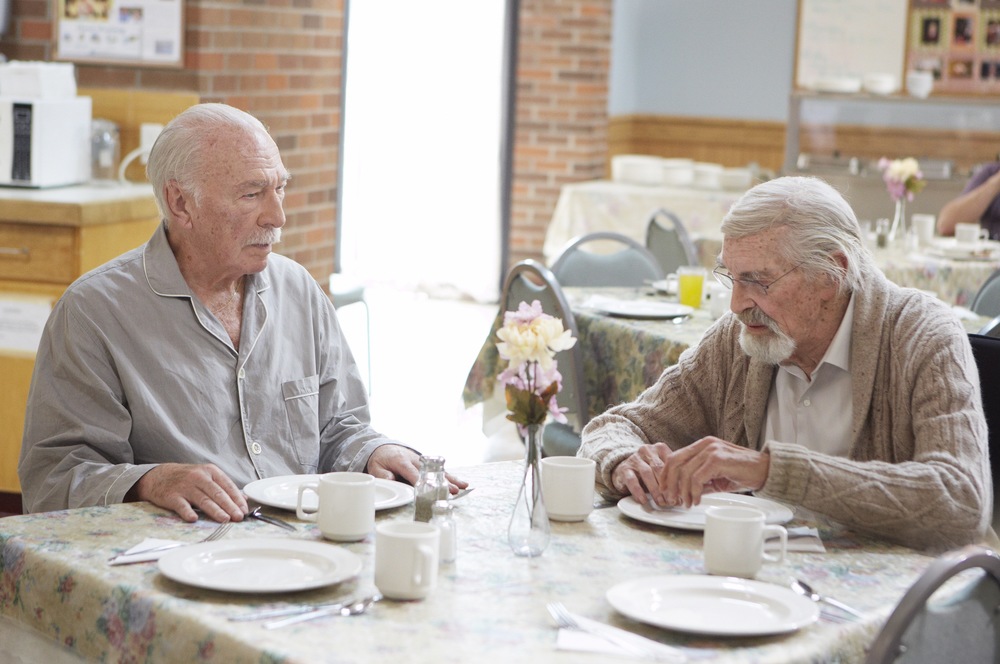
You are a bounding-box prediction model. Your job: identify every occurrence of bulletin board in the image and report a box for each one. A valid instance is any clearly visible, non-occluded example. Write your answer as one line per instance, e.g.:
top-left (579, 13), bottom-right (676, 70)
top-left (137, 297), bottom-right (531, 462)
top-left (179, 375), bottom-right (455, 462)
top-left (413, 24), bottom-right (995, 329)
top-left (53, 0), bottom-right (184, 68)
top-left (907, 0), bottom-right (1000, 94)
top-left (795, 0), bottom-right (909, 90)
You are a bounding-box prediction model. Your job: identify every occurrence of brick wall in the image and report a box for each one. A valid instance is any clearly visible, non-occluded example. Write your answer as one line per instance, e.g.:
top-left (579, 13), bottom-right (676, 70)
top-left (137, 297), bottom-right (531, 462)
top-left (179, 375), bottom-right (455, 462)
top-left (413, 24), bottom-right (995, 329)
top-left (0, 0), bottom-right (611, 288)
top-left (511, 0), bottom-right (612, 267)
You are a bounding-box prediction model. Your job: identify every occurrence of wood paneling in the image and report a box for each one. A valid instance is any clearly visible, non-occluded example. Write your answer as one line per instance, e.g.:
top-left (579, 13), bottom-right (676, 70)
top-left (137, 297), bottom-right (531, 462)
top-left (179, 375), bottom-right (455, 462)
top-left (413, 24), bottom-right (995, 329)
top-left (608, 115), bottom-right (787, 174)
top-left (795, 124), bottom-right (1000, 173)
top-left (609, 114), bottom-right (1000, 178)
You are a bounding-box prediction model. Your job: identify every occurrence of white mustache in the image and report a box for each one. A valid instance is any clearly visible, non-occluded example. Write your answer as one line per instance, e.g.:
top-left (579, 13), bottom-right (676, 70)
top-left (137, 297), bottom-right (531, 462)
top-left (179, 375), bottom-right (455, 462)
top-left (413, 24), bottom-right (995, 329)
top-left (245, 228), bottom-right (281, 246)
top-left (737, 307), bottom-right (779, 332)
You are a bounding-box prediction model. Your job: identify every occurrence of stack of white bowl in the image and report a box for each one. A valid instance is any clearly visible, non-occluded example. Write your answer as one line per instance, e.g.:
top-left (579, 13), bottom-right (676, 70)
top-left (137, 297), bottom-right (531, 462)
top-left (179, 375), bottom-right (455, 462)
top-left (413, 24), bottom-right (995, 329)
top-left (611, 155), bottom-right (664, 186)
top-left (693, 163), bottom-right (723, 189)
top-left (661, 158), bottom-right (694, 186)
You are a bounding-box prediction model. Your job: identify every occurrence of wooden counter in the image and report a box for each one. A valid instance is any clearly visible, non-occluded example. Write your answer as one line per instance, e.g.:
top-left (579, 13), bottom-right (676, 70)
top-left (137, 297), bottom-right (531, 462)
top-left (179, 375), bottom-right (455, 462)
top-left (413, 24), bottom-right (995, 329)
top-left (0, 184), bottom-right (161, 497)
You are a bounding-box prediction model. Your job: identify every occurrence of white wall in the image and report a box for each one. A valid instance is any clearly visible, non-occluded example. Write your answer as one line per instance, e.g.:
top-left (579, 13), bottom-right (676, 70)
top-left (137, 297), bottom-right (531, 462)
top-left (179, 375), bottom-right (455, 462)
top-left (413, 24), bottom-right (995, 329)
top-left (609, 0), bottom-right (798, 121)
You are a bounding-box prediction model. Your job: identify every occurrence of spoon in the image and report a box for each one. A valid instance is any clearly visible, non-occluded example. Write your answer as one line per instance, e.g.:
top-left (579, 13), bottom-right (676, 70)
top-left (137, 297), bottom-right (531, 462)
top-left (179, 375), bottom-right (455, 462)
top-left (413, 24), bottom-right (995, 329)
top-left (791, 578), bottom-right (865, 620)
top-left (264, 593), bottom-right (381, 629)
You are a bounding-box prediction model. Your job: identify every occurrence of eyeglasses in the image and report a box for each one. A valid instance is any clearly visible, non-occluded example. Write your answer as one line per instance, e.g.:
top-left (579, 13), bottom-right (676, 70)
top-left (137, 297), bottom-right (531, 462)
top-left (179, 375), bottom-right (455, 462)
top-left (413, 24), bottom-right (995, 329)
top-left (712, 264), bottom-right (801, 297)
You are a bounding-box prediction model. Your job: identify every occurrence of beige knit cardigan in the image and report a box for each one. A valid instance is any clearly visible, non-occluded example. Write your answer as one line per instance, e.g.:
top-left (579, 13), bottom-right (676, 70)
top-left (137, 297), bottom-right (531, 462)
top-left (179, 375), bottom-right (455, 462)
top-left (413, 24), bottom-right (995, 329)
top-left (580, 269), bottom-right (993, 552)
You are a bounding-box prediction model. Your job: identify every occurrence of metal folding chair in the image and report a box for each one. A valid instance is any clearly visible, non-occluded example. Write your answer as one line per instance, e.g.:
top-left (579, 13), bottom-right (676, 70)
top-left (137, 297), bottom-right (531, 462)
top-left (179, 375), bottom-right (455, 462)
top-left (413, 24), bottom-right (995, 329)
top-left (550, 231), bottom-right (664, 287)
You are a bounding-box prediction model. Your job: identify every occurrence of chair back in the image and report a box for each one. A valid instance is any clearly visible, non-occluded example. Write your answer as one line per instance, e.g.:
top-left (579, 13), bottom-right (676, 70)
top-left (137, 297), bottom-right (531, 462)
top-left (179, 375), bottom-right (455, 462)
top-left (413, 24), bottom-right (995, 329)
top-left (971, 268), bottom-right (1000, 317)
top-left (645, 208), bottom-right (699, 275)
top-left (550, 231), bottom-right (665, 288)
top-left (865, 545), bottom-right (1000, 664)
top-left (499, 260), bottom-right (588, 455)
top-left (969, 333), bottom-right (1000, 491)
top-left (977, 314), bottom-right (1000, 338)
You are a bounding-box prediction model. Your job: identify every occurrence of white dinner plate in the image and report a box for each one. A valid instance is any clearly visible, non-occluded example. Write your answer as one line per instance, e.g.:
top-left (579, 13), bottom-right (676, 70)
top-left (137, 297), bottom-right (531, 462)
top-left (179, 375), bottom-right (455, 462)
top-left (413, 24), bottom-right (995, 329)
top-left (595, 300), bottom-right (693, 320)
top-left (158, 539), bottom-right (362, 593)
top-left (244, 475), bottom-right (414, 512)
top-left (606, 575), bottom-right (819, 636)
top-left (924, 238), bottom-right (1000, 261)
top-left (617, 492), bottom-right (793, 531)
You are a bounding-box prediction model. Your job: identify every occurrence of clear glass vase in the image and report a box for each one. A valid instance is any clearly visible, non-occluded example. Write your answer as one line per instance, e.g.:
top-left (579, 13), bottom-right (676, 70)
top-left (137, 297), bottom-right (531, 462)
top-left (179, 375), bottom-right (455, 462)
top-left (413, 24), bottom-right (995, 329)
top-left (888, 198), bottom-right (907, 243)
top-left (508, 423), bottom-right (550, 557)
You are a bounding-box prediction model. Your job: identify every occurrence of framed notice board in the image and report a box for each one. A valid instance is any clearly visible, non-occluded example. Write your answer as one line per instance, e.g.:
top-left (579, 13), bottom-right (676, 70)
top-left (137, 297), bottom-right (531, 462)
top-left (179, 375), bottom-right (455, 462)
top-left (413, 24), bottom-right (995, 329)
top-left (795, 0), bottom-right (909, 90)
top-left (907, 0), bottom-right (1000, 94)
top-left (54, 0), bottom-right (184, 68)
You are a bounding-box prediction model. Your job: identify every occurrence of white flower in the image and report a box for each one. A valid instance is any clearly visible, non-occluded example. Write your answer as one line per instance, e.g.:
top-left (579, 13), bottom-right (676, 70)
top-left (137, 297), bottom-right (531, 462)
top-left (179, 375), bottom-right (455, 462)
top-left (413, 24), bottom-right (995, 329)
top-left (496, 303), bottom-right (576, 370)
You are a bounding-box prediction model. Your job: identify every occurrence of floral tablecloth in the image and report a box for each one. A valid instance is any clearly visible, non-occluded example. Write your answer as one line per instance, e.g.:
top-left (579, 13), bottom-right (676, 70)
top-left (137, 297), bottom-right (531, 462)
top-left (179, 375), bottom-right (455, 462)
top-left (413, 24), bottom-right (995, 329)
top-left (874, 246), bottom-right (1000, 309)
top-left (463, 287), bottom-right (992, 432)
top-left (0, 461), bottom-right (950, 663)
top-left (463, 288), bottom-right (718, 423)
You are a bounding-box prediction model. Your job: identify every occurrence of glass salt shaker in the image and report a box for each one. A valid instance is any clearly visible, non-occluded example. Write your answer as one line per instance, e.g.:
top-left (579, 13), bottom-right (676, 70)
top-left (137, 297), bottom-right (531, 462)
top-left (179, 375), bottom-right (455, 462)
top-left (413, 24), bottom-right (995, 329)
top-left (413, 455), bottom-right (448, 522)
top-left (876, 218), bottom-right (890, 249)
top-left (430, 500), bottom-right (457, 564)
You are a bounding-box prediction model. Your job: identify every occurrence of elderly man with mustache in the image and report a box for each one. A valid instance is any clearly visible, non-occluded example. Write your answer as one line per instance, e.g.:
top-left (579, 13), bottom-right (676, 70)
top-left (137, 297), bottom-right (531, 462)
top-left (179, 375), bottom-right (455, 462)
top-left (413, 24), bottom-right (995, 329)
top-left (19, 103), bottom-right (465, 521)
top-left (580, 176), bottom-right (992, 552)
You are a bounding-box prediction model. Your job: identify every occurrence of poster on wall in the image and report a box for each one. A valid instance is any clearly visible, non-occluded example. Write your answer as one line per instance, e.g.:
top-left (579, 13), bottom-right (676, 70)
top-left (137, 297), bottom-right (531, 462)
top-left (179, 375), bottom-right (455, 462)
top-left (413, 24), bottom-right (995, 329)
top-left (54, 0), bottom-right (183, 68)
top-left (908, 0), bottom-right (1000, 94)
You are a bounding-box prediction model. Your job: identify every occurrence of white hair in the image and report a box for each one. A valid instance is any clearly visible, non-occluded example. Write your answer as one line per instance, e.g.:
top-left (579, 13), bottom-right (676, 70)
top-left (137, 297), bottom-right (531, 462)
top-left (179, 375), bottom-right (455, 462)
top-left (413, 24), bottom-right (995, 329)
top-left (145, 103), bottom-right (269, 222)
top-left (721, 176), bottom-right (876, 295)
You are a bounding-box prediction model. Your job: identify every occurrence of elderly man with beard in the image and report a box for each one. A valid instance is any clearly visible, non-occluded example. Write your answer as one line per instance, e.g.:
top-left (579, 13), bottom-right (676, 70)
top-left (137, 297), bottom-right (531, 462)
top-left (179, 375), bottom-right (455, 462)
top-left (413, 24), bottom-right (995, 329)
top-left (19, 103), bottom-right (465, 521)
top-left (579, 176), bottom-right (992, 552)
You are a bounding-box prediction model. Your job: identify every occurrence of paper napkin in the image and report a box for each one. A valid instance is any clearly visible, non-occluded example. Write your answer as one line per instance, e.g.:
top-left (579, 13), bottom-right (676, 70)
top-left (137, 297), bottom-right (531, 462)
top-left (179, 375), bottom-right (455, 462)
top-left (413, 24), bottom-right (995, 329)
top-left (554, 611), bottom-right (686, 662)
top-left (108, 538), bottom-right (183, 566)
top-left (766, 526), bottom-right (825, 553)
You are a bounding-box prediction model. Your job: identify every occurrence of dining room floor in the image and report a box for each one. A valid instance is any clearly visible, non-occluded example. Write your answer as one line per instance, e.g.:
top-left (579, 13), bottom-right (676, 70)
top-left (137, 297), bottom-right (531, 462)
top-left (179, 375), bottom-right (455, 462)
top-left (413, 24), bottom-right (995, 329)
top-left (334, 284), bottom-right (525, 470)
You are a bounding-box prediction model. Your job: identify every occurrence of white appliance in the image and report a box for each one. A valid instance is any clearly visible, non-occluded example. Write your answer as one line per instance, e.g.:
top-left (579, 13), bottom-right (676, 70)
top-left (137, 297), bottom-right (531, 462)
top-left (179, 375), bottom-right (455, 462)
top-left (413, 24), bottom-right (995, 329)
top-left (0, 96), bottom-right (92, 188)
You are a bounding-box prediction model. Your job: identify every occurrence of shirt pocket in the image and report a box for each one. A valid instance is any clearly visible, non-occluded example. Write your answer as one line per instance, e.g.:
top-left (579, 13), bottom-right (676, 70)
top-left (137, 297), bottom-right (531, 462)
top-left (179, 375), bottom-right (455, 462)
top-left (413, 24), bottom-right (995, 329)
top-left (281, 375), bottom-right (320, 467)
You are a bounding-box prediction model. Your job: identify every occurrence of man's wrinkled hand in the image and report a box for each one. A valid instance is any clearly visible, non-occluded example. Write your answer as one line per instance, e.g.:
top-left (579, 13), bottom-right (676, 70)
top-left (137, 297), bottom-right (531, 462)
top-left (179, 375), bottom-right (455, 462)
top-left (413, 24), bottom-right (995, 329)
top-left (133, 463), bottom-right (248, 523)
top-left (366, 445), bottom-right (470, 494)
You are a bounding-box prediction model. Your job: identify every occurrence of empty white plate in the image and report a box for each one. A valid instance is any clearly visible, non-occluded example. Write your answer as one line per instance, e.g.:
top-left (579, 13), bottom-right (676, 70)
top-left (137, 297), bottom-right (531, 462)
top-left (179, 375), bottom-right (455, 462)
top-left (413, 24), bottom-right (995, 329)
top-left (607, 575), bottom-right (819, 636)
top-left (244, 475), bottom-right (414, 512)
top-left (594, 300), bottom-right (693, 320)
top-left (158, 539), bottom-right (362, 593)
top-left (617, 492), bottom-right (793, 531)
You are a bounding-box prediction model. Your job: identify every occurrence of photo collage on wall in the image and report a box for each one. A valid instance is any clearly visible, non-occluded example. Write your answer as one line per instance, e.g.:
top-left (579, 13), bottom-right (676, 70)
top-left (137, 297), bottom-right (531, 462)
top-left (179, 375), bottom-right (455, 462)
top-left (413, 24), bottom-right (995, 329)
top-left (909, 0), bottom-right (1000, 94)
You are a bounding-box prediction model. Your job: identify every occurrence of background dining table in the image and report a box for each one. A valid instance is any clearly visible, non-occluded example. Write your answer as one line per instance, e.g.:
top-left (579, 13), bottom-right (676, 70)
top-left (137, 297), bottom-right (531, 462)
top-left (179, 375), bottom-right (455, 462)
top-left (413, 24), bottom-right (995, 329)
top-left (542, 179), bottom-right (743, 267)
top-left (0, 460), bottom-right (969, 663)
top-left (463, 287), bottom-right (992, 430)
top-left (542, 178), bottom-right (1000, 309)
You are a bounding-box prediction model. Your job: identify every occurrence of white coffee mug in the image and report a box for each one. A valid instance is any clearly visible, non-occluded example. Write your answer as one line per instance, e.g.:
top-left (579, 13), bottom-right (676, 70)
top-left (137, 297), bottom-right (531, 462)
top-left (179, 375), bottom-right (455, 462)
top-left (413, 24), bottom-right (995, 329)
top-left (708, 282), bottom-right (732, 319)
top-left (296, 471), bottom-right (375, 542)
top-left (911, 213), bottom-right (936, 246)
top-left (541, 456), bottom-right (596, 522)
top-left (375, 521), bottom-right (440, 600)
top-left (703, 506), bottom-right (787, 579)
top-left (955, 222), bottom-right (989, 245)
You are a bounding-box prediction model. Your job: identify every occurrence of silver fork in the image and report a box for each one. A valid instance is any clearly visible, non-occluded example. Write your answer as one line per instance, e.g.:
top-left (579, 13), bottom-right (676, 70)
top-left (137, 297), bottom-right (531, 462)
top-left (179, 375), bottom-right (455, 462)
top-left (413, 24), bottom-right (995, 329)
top-left (115, 521), bottom-right (233, 558)
top-left (547, 601), bottom-right (683, 661)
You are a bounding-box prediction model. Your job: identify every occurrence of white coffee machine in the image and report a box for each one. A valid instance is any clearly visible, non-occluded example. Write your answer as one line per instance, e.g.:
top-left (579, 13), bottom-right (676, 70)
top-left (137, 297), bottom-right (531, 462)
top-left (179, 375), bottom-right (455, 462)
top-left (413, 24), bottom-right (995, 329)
top-left (0, 61), bottom-right (92, 188)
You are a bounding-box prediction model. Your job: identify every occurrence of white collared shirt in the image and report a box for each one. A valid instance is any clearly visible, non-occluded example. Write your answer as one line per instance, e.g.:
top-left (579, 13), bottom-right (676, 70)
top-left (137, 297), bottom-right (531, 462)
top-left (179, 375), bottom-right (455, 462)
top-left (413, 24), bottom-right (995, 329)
top-left (762, 294), bottom-right (855, 456)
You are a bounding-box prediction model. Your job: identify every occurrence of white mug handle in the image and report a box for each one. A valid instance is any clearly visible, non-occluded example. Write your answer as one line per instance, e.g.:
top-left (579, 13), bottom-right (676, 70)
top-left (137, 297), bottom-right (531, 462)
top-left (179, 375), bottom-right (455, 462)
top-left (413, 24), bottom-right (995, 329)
top-left (296, 482), bottom-right (320, 522)
top-left (980, 228), bottom-right (991, 241)
top-left (762, 524), bottom-right (787, 563)
top-left (412, 544), bottom-right (435, 588)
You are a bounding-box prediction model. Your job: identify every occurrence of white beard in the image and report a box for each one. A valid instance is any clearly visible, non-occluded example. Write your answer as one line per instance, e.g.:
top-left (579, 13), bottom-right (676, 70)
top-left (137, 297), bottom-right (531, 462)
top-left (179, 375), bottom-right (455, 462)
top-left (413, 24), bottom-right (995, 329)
top-left (737, 309), bottom-right (796, 365)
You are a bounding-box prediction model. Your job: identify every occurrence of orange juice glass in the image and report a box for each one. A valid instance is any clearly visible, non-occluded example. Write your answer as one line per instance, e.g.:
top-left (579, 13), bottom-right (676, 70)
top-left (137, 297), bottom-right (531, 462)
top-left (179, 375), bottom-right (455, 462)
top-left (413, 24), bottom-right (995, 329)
top-left (677, 266), bottom-right (706, 308)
